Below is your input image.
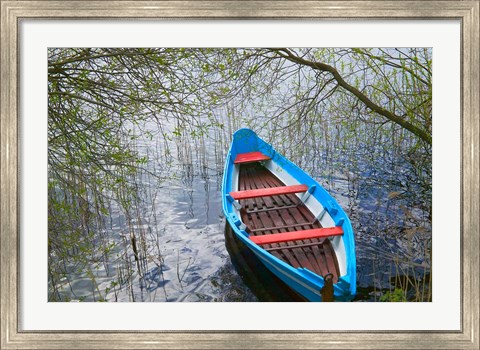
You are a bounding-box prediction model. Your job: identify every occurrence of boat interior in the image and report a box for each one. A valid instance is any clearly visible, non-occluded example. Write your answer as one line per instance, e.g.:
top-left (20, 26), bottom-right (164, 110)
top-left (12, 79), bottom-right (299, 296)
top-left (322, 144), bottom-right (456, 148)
top-left (230, 154), bottom-right (342, 283)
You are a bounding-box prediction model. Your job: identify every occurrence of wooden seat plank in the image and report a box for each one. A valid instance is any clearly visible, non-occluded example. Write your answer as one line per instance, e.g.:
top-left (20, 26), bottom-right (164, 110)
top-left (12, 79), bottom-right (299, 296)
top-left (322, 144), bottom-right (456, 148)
top-left (234, 151), bottom-right (270, 164)
top-left (230, 184), bottom-right (308, 200)
top-left (250, 227), bottom-right (344, 245)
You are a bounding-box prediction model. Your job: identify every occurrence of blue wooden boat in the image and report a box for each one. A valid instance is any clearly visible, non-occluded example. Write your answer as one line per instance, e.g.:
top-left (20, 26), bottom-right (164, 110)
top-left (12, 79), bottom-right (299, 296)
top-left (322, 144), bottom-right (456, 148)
top-left (222, 128), bottom-right (356, 301)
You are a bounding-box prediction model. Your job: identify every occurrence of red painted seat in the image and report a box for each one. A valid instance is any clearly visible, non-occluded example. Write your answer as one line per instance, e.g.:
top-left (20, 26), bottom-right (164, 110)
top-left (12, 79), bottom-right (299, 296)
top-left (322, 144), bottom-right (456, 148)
top-left (234, 151), bottom-right (271, 164)
top-left (230, 184), bottom-right (308, 200)
top-left (249, 226), bottom-right (344, 245)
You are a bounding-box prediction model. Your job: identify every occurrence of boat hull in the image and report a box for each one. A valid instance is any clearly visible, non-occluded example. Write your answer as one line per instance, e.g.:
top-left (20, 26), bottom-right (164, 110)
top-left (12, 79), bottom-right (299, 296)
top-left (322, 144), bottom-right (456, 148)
top-left (222, 129), bottom-right (356, 301)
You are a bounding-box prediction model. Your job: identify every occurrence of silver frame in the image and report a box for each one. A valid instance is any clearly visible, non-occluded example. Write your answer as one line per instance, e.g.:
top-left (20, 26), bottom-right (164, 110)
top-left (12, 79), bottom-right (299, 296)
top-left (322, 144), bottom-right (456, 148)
top-left (1, 1), bottom-right (478, 349)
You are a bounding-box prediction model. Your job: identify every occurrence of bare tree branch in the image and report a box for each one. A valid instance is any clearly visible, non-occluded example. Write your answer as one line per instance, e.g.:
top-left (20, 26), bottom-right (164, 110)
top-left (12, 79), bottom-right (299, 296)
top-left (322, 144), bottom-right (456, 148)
top-left (269, 48), bottom-right (432, 145)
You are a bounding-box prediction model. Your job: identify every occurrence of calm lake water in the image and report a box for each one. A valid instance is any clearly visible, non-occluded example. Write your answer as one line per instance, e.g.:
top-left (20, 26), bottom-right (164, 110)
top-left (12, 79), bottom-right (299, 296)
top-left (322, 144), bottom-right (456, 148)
top-left (51, 118), bottom-right (431, 302)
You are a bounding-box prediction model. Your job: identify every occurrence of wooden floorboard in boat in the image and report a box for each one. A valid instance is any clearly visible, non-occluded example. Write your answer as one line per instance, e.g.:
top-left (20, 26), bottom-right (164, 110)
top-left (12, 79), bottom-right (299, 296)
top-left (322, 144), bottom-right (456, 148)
top-left (246, 166), bottom-right (313, 269)
top-left (238, 163), bottom-right (340, 282)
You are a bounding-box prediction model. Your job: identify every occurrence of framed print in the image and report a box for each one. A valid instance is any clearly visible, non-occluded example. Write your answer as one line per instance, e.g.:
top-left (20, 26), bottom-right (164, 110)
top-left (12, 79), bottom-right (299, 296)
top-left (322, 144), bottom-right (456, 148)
top-left (1, 1), bottom-right (479, 349)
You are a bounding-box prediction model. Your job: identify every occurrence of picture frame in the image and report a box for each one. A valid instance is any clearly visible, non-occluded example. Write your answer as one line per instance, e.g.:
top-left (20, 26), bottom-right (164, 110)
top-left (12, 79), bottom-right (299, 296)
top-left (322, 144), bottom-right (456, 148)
top-left (1, 1), bottom-right (478, 349)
